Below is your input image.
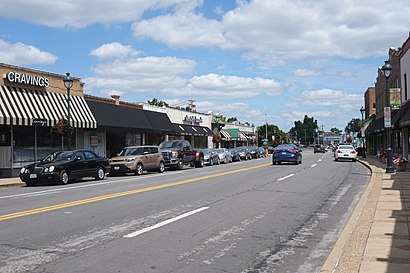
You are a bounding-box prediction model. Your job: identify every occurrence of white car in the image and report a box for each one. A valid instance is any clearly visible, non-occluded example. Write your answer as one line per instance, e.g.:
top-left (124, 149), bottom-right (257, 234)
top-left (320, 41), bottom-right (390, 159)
top-left (334, 145), bottom-right (358, 162)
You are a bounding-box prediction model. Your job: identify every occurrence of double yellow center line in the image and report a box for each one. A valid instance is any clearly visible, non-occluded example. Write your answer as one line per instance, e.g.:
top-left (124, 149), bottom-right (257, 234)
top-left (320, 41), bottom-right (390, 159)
top-left (0, 163), bottom-right (271, 221)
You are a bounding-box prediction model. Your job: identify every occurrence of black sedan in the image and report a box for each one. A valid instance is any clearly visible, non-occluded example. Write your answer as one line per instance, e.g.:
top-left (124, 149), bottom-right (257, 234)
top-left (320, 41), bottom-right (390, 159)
top-left (272, 144), bottom-right (302, 165)
top-left (20, 149), bottom-right (110, 186)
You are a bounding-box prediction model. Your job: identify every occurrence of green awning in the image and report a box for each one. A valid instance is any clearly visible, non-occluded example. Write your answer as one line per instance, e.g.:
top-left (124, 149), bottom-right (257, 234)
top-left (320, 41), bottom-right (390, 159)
top-left (227, 128), bottom-right (239, 140)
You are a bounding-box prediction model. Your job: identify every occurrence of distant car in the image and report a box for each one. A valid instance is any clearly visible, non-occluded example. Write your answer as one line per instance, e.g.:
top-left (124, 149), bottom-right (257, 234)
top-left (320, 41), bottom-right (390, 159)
top-left (258, 147), bottom-right (267, 157)
top-left (215, 148), bottom-right (233, 163)
top-left (229, 148), bottom-right (241, 162)
top-left (334, 145), bottom-right (357, 162)
top-left (20, 150), bottom-right (110, 186)
top-left (272, 144), bottom-right (302, 165)
top-left (201, 148), bottom-right (220, 166)
top-left (314, 144), bottom-right (325, 153)
top-left (236, 146), bottom-right (252, 160)
top-left (249, 146), bottom-right (260, 158)
top-left (109, 145), bottom-right (165, 175)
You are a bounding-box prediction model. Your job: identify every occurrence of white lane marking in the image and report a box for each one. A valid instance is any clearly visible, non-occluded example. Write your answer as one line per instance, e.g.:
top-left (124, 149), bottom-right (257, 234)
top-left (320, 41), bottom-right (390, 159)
top-left (318, 159), bottom-right (322, 162)
top-left (311, 164), bottom-right (317, 168)
top-left (277, 174), bottom-right (295, 181)
top-left (124, 207), bottom-right (209, 238)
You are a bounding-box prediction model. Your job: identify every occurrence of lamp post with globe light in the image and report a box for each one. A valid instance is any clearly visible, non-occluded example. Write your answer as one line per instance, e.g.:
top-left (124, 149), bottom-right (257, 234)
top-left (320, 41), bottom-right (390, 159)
top-left (63, 72), bottom-right (74, 150)
top-left (360, 106), bottom-right (366, 158)
top-left (381, 60), bottom-right (394, 173)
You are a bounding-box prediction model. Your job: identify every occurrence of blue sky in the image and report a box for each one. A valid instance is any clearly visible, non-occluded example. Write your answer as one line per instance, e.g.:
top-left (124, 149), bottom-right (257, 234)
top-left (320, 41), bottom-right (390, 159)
top-left (1, 0), bottom-right (410, 132)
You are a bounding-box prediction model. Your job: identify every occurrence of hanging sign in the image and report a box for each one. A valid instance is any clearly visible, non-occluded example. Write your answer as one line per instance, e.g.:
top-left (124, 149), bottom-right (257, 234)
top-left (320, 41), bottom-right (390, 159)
top-left (384, 107), bottom-right (391, 128)
top-left (390, 88), bottom-right (401, 110)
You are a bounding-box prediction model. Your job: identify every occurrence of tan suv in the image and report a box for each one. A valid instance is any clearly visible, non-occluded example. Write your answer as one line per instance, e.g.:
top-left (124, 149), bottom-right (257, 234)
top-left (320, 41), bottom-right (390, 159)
top-left (109, 146), bottom-right (165, 175)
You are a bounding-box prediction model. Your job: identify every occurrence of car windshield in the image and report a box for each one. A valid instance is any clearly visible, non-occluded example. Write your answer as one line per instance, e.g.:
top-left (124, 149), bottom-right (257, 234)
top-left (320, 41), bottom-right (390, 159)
top-left (338, 145), bottom-right (354, 150)
top-left (54, 151), bottom-right (75, 161)
top-left (119, 147), bottom-right (143, 156)
top-left (275, 144), bottom-right (294, 150)
top-left (159, 141), bottom-right (183, 149)
top-left (41, 151), bottom-right (62, 163)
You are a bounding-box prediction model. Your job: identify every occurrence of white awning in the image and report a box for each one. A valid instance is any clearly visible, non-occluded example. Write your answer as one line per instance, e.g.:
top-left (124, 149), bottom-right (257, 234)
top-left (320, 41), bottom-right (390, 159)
top-left (0, 86), bottom-right (96, 128)
top-left (220, 130), bottom-right (231, 139)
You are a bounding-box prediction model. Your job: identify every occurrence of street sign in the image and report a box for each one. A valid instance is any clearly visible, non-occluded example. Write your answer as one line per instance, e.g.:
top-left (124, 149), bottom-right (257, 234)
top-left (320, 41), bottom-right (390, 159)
top-left (263, 141), bottom-right (267, 145)
top-left (32, 118), bottom-right (47, 126)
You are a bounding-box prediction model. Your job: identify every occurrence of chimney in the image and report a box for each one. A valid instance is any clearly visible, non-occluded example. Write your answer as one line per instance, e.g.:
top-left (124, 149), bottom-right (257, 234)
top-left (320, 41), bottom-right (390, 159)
top-left (111, 95), bottom-right (120, 105)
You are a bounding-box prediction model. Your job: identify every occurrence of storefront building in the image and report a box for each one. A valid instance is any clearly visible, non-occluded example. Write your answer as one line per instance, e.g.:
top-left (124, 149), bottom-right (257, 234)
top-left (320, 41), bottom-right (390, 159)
top-left (0, 63), bottom-right (97, 177)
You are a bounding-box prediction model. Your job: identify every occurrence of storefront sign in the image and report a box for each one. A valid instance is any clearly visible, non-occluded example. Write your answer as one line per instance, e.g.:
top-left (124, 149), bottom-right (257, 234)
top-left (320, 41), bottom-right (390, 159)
top-left (184, 115), bottom-right (203, 125)
top-left (32, 118), bottom-right (47, 126)
top-left (5, 71), bottom-right (49, 87)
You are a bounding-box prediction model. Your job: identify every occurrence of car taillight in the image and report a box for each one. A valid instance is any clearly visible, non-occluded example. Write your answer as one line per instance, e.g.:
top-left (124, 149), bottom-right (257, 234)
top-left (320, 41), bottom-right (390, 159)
top-left (289, 149), bottom-right (297, 153)
top-left (337, 150), bottom-right (342, 153)
top-left (274, 150), bottom-right (280, 153)
top-left (196, 152), bottom-right (200, 157)
top-left (350, 150), bottom-right (356, 154)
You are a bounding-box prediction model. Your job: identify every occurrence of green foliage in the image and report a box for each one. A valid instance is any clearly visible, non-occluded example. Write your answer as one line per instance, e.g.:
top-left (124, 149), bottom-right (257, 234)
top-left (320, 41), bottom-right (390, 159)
top-left (288, 115), bottom-right (318, 144)
top-left (330, 127), bottom-right (342, 135)
top-left (345, 118), bottom-right (361, 133)
top-left (256, 124), bottom-right (286, 146)
top-left (147, 98), bottom-right (169, 107)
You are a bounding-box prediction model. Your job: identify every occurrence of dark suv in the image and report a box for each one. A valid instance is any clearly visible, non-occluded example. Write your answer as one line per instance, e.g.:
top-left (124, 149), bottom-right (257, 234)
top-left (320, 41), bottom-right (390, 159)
top-left (314, 144), bottom-right (325, 153)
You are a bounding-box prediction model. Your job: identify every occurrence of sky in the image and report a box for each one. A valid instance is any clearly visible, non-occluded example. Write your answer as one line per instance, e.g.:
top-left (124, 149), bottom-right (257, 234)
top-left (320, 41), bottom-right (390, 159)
top-left (1, 0), bottom-right (410, 132)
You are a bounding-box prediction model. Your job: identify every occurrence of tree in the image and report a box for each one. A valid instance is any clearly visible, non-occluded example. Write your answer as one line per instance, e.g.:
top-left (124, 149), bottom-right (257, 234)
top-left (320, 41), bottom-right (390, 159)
top-left (288, 115), bottom-right (318, 144)
top-left (256, 124), bottom-right (286, 146)
top-left (147, 98), bottom-right (169, 107)
top-left (345, 118), bottom-right (361, 134)
top-left (330, 127), bottom-right (342, 135)
top-left (227, 117), bottom-right (238, 122)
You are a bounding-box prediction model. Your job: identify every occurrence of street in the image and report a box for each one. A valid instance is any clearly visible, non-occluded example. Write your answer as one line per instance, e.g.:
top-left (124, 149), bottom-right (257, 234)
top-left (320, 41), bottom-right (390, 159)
top-left (0, 149), bottom-right (370, 273)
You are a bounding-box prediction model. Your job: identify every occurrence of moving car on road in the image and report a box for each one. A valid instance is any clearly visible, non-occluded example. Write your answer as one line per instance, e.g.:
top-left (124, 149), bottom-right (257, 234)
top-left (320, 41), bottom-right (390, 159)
top-left (272, 144), bottom-right (302, 165)
top-left (334, 145), bottom-right (358, 162)
top-left (109, 145), bottom-right (165, 176)
top-left (20, 150), bottom-right (110, 186)
top-left (314, 144), bottom-right (325, 153)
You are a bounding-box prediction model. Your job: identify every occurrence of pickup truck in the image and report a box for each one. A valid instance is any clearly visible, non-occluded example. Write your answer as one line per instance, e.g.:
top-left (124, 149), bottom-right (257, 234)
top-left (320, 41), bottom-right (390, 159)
top-left (159, 140), bottom-right (204, 169)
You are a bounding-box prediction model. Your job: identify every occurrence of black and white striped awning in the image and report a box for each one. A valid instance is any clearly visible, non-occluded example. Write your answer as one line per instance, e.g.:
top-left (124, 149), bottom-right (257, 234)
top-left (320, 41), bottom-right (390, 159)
top-left (0, 85), bottom-right (97, 128)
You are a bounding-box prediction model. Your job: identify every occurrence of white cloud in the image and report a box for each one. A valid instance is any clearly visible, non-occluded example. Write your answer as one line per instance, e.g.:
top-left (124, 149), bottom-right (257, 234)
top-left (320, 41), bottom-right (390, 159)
top-left (294, 69), bottom-right (321, 77)
top-left (90, 42), bottom-right (141, 60)
top-left (0, 40), bottom-right (57, 65)
top-left (0, 0), bottom-right (198, 28)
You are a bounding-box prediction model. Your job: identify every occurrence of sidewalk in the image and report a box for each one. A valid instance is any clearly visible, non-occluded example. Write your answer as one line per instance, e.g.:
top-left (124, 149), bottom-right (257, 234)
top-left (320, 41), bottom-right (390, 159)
top-left (321, 156), bottom-right (410, 273)
top-left (1, 158), bottom-right (410, 272)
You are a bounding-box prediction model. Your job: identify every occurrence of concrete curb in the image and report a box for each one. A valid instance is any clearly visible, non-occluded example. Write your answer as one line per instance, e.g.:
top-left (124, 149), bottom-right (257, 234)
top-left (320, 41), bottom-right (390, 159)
top-left (320, 159), bottom-right (384, 272)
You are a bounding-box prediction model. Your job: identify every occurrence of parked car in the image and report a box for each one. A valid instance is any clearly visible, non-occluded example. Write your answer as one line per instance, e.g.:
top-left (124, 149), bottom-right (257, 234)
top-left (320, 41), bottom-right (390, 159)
top-left (159, 140), bottom-right (204, 169)
top-left (201, 148), bottom-right (220, 166)
top-left (249, 146), bottom-right (260, 158)
top-left (258, 147), bottom-right (267, 158)
top-left (20, 150), bottom-right (110, 186)
top-left (229, 148), bottom-right (241, 162)
top-left (272, 144), bottom-right (302, 165)
top-left (236, 146), bottom-right (252, 160)
top-left (314, 144), bottom-right (325, 153)
top-left (215, 148), bottom-right (233, 164)
top-left (109, 145), bottom-right (165, 176)
top-left (334, 145), bottom-right (358, 162)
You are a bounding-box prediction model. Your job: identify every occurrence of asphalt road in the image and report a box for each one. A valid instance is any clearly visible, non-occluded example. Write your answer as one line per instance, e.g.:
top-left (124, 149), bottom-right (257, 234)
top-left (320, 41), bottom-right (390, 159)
top-left (0, 149), bottom-right (370, 273)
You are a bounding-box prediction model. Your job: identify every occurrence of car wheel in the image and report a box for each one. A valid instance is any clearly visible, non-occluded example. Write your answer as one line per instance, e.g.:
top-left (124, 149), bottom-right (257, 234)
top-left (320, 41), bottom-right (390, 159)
top-left (352, 159), bottom-right (356, 162)
top-left (210, 158), bottom-right (214, 166)
top-left (59, 170), bottom-right (69, 185)
top-left (158, 161), bottom-right (165, 173)
top-left (176, 159), bottom-right (184, 170)
top-left (224, 157), bottom-right (227, 164)
top-left (272, 161), bottom-right (276, 165)
top-left (135, 163), bottom-right (143, 175)
top-left (95, 166), bottom-right (105, 180)
top-left (195, 157), bottom-right (204, 168)
top-left (25, 181), bottom-right (35, 187)
top-left (335, 158), bottom-right (338, 161)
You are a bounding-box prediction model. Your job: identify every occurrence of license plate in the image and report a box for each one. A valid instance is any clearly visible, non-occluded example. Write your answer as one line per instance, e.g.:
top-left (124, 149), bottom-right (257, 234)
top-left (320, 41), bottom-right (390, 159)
top-left (114, 166), bottom-right (120, 170)
top-left (30, 174), bottom-right (37, 179)
top-left (282, 152), bottom-right (286, 154)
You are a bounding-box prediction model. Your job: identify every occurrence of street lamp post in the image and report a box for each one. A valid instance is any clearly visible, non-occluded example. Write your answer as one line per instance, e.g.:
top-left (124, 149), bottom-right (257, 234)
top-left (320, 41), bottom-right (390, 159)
top-left (381, 60), bottom-right (394, 173)
top-left (63, 72), bottom-right (74, 150)
top-left (360, 106), bottom-right (366, 158)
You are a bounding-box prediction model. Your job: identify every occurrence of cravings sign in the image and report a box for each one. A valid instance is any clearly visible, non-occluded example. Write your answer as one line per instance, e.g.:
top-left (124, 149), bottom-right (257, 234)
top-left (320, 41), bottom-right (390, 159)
top-left (5, 71), bottom-right (50, 87)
